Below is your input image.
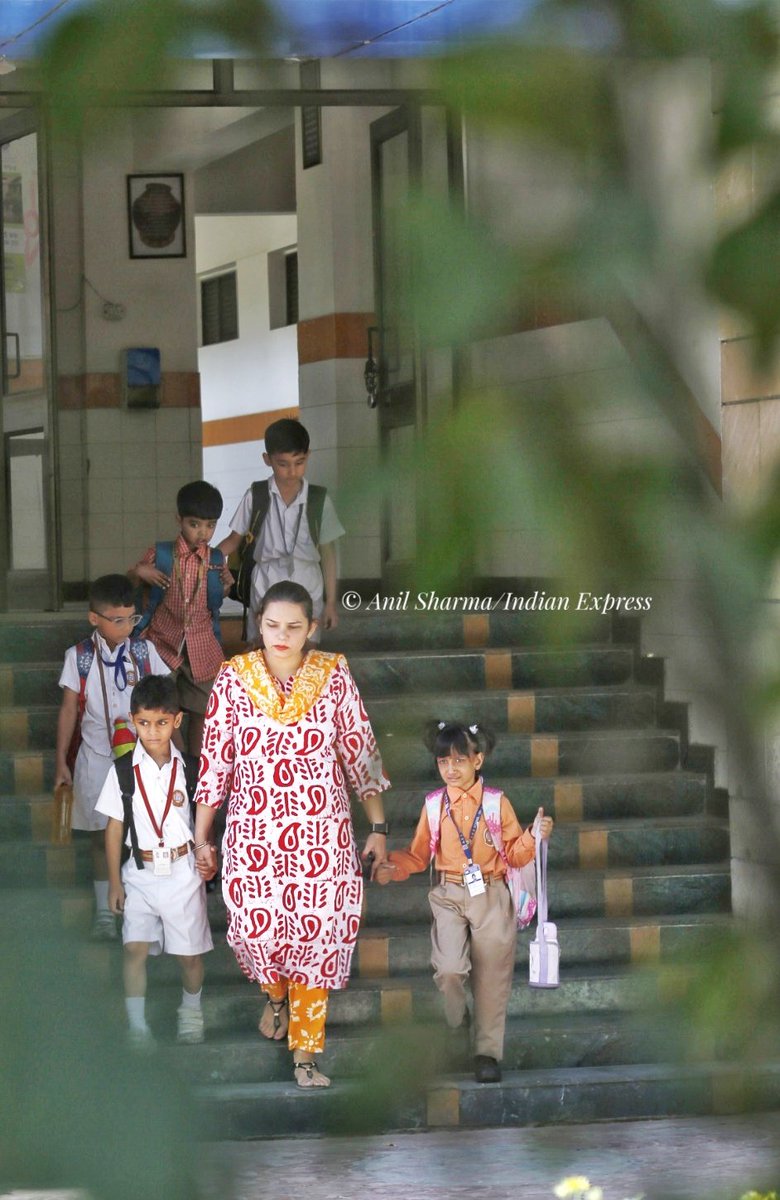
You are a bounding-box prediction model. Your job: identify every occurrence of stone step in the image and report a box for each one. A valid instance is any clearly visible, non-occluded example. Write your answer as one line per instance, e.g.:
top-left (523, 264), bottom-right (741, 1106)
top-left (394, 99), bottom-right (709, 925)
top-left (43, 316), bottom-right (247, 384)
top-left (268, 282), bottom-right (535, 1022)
top-left (365, 685), bottom-right (657, 735)
top-left (0, 616), bottom-right (85, 663)
top-left (381, 728), bottom-right (681, 779)
top-left (0, 644), bottom-right (637, 702)
top-left (0, 685), bottom-right (660, 752)
top-left (156, 1009), bottom-right (699, 1087)
top-left (81, 911), bottom-right (733, 987)
top-left (322, 606), bottom-right (611, 651)
top-left (199, 863), bottom-right (731, 926)
top-left (375, 815), bottom-right (730, 867)
top-left (349, 645), bottom-right (636, 695)
top-left (366, 772), bottom-right (712, 822)
top-left (0, 771), bottom-right (714, 844)
top-left (196, 1060), bottom-right (780, 1138)
top-left (0, 729), bottom-right (683, 795)
top-left (361, 864), bottom-right (731, 923)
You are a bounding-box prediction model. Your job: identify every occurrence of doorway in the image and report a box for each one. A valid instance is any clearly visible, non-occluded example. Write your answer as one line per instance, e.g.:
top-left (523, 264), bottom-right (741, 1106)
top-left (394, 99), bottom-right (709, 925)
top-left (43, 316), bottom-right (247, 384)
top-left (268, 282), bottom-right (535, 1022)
top-left (0, 111), bottom-right (55, 611)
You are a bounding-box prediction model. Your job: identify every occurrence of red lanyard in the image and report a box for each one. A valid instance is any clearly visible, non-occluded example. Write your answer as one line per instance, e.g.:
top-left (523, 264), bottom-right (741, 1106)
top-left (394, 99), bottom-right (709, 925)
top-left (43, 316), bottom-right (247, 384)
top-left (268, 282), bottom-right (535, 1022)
top-left (135, 759), bottom-right (178, 847)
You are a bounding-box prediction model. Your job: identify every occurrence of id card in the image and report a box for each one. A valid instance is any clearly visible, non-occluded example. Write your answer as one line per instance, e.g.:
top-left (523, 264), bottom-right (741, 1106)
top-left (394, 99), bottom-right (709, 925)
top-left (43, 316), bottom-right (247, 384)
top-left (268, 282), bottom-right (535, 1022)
top-left (463, 863), bottom-right (486, 897)
top-left (152, 846), bottom-right (172, 877)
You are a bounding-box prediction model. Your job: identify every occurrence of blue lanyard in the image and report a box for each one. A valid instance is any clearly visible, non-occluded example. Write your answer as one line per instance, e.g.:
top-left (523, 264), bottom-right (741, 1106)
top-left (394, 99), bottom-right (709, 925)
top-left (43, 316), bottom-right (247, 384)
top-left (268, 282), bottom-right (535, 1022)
top-left (443, 791), bottom-right (483, 866)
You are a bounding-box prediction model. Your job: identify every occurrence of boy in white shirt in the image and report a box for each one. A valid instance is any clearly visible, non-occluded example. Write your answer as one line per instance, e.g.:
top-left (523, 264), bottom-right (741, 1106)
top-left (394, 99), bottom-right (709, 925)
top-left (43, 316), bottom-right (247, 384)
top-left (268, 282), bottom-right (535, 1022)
top-left (219, 418), bottom-right (344, 640)
top-left (55, 574), bottom-right (170, 940)
top-left (95, 674), bottom-right (214, 1049)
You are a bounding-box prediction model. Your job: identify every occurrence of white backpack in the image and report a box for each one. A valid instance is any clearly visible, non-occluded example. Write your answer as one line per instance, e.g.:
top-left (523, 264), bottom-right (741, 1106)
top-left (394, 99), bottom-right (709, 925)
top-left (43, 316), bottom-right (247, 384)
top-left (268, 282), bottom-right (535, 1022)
top-left (529, 823), bottom-right (560, 988)
top-left (424, 786), bottom-right (538, 930)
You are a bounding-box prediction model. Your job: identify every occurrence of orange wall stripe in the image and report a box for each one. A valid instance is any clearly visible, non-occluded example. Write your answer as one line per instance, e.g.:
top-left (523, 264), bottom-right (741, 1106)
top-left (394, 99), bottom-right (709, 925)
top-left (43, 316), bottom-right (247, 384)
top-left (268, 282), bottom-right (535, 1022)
top-left (202, 407), bottom-right (300, 448)
top-left (298, 312), bottom-right (376, 365)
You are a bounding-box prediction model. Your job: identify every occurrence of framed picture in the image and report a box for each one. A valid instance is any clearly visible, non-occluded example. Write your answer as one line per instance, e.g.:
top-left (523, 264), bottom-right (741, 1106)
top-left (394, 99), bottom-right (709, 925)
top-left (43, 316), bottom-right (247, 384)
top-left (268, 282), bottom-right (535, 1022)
top-left (127, 173), bottom-right (186, 259)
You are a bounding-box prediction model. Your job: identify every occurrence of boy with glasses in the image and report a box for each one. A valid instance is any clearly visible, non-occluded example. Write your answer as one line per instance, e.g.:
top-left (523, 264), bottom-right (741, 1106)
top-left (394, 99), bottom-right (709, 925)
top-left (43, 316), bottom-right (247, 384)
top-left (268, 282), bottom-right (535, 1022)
top-left (55, 574), bottom-right (169, 939)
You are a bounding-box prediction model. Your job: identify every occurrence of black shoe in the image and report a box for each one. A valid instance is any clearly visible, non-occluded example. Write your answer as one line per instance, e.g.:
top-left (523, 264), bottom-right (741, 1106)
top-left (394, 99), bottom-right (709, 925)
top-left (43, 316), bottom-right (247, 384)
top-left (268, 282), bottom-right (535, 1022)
top-left (473, 1055), bottom-right (501, 1083)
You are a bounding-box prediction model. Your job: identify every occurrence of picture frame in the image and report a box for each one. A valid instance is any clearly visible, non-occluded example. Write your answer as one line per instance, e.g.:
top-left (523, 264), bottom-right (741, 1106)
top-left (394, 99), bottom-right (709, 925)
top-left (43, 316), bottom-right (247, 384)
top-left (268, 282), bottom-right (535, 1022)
top-left (127, 173), bottom-right (186, 259)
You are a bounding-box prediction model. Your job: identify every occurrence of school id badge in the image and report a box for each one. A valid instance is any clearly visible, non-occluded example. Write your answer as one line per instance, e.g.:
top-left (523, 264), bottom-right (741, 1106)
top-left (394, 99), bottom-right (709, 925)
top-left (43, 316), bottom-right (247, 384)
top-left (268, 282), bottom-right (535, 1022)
top-left (152, 846), bottom-right (172, 877)
top-left (463, 863), bottom-right (486, 897)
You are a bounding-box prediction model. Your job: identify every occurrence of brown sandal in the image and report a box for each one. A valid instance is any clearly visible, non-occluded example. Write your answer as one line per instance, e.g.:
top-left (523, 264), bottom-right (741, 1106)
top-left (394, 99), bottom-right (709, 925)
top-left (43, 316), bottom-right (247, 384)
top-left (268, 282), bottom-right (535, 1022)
top-left (259, 997), bottom-right (288, 1041)
top-left (293, 1059), bottom-right (331, 1089)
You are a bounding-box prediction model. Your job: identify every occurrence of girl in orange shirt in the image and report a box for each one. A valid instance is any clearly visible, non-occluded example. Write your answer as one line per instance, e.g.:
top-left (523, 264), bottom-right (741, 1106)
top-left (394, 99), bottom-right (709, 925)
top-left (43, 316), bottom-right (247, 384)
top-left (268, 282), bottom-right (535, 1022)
top-left (376, 720), bottom-right (553, 1083)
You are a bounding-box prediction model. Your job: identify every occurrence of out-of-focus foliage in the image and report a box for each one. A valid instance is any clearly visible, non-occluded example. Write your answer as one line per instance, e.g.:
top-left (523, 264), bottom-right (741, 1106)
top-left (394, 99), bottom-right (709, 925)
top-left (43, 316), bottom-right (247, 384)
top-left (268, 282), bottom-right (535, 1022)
top-left (26, 0), bottom-right (780, 1165)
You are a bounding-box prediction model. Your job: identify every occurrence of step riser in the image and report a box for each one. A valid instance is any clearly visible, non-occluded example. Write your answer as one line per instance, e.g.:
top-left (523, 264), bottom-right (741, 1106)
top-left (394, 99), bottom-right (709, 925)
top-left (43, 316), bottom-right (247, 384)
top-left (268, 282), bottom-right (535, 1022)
top-left (0, 774), bottom-right (714, 832)
top-left (352, 649), bottom-right (635, 695)
top-left (0, 690), bottom-right (660, 750)
top-left (199, 1069), bottom-right (780, 1139)
top-left (324, 609), bottom-right (611, 651)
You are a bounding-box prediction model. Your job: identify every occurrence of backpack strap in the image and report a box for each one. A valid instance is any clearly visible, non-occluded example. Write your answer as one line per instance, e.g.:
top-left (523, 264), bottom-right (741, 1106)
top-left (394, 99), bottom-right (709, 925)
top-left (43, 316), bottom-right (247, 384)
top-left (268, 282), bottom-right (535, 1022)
top-left (425, 787), bottom-right (446, 863)
top-left (74, 636), bottom-right (95, 718)
top-left (482, 785), bottom-right (509, 866)
top-left (115, 755), bottom-right (145, 871)
top-left (206, 547), bottom-right (224, 640)
top-left (306, 484), bottom-right (327, 547)
top-left (250, 479), bottom-right (272, 542)
top-left (182, 753), bottom-right (200, 803)
top-left (135, 541), bottom-right (174, 634)
top-left (128, 636), bottom-right (152, 679)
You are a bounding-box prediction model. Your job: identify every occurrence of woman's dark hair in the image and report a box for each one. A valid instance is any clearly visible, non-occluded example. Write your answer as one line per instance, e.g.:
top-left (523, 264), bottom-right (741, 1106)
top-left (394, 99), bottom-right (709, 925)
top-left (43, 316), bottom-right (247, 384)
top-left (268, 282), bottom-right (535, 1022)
top-left (89, 573), bottom-right (135, 611)
top-left (130, 674), bottom-right (181, 715)
top-left (424, 720), bottom-right (496, 759)
top-left (256, 581), bottom-right (314, 625)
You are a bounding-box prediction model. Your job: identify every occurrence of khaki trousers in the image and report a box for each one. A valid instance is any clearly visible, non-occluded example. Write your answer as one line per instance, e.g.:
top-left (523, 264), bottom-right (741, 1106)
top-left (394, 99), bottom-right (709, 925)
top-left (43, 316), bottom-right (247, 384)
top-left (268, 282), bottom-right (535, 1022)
top-left (429, 878), bottom-right (517, 1060)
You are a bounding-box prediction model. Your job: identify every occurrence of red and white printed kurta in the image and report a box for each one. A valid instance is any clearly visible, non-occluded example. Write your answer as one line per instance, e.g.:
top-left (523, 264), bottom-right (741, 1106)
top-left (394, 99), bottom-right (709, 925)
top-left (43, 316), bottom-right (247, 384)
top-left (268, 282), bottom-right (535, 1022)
top-left (194, 650), bottom-right (390, 990)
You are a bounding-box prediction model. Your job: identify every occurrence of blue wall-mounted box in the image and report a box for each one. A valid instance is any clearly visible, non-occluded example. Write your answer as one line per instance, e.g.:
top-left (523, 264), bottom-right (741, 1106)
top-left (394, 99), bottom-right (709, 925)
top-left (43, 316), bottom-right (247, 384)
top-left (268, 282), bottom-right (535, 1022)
top-left (123, 347), bottom-right (161, 409)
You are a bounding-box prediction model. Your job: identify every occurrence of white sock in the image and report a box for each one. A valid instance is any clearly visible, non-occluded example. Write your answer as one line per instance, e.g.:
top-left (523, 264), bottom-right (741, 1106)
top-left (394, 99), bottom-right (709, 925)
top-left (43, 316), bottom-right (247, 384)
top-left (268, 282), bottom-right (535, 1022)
top-left (94, 880), bottom-right (110, 913)
top-left (181, 987), bottom-right (202, 1009)
top-left (125, 996), bottom-right (147, 1032)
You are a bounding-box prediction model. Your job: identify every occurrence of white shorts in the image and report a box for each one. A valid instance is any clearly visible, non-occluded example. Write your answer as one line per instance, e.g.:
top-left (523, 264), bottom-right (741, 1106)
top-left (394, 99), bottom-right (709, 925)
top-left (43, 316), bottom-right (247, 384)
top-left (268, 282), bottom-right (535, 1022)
top-left (72, 745), bottom-right (112, 832)
top-left (121, 852), bottom-right (213, 957)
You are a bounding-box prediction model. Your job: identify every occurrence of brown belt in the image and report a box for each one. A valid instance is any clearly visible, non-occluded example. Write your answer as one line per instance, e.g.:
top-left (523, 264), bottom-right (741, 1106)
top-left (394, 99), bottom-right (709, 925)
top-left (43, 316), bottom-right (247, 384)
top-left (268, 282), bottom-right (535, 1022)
top-left (440, 871), bottom-right (497, 886)
top-left (140, 841), bottom-right (193, 863)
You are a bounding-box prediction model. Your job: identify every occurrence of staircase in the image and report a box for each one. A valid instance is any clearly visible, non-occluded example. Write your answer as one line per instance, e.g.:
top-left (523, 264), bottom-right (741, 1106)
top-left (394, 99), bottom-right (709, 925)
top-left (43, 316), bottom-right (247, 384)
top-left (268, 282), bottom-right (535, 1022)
top-left (2, 603), bottom-right (778, 1138)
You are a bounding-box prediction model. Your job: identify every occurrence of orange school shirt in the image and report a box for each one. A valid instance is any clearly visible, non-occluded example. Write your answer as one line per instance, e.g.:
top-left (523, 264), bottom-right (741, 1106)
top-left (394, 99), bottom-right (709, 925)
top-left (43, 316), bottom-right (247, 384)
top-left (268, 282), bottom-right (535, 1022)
top-left (387, 778), bottom-right (535, 881)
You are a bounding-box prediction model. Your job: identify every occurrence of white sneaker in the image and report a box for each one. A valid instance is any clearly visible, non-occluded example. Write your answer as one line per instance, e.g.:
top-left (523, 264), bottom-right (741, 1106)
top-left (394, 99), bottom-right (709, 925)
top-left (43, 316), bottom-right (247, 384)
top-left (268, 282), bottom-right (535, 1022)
top-left (177, 1004), bottom-right (205, 1044)
top-left (128, 1025), bottom-right (156, 1053)
top-left (92, 911), bottom-right (118, 941)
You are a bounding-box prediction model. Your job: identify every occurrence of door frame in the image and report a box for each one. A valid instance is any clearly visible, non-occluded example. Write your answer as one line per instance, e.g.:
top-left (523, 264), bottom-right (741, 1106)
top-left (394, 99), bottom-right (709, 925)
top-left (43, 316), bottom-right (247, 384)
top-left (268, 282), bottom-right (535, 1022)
top-left (0, 107), bottom-right (58, 612)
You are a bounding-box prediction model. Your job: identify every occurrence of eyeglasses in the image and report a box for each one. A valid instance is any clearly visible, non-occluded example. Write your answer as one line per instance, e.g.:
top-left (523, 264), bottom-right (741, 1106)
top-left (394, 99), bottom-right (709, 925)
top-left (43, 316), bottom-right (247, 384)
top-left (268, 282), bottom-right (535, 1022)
top-left (93, 612), bottom-right (144, 628)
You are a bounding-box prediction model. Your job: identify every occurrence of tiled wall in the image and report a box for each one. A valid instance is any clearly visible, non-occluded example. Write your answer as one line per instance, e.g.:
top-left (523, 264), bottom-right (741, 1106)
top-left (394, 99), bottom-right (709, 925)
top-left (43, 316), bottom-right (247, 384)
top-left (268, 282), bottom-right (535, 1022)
top-left (59, 406), bottom-right (201, 585)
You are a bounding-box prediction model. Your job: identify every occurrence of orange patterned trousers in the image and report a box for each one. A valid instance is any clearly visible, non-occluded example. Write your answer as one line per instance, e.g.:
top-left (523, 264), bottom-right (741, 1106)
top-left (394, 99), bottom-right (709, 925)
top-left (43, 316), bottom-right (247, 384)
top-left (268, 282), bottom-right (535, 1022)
top-left (262, 978), bottom-right (329, 1054)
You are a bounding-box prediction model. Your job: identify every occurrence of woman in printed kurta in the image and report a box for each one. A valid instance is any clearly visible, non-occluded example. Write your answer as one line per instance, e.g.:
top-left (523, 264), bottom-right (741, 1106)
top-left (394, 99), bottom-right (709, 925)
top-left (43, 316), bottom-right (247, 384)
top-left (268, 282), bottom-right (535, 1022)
top-left (193, 581), bottom-right (390, 1088)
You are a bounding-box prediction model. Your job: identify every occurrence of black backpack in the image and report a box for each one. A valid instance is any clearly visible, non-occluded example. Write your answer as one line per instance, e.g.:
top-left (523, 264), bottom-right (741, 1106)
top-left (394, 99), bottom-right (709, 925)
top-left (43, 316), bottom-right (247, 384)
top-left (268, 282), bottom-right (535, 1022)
top-left (230, 479), bottom-right (327, 611)
top-left (114, 752), bottom-right (200, 870)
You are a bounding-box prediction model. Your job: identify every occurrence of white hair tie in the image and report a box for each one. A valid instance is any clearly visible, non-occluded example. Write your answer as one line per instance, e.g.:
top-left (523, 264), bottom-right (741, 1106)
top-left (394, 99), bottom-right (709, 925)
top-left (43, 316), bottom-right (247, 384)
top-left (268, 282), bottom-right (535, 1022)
top-left (469, 724), bottom-right (479, 734)
top-left (437, 721), bottom-right (446, 730)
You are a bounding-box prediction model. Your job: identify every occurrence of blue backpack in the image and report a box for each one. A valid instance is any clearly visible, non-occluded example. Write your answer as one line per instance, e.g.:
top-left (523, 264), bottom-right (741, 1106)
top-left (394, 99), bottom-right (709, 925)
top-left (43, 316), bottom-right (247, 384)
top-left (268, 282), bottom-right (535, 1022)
top-left (136, 541), bottom-right (225, 640)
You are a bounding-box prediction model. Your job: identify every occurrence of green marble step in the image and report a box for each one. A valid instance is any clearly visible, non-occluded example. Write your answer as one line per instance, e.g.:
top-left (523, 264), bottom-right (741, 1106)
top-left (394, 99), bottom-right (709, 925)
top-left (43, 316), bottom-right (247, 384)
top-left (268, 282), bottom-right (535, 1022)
top-left (369, 772), bottom-right (712, 823)
top-left (322, 606), bottom-right (611, 651)
top-left (349, 645), bottom-right (636, 695)
top-left (0, 770), bottom-right (713, 845)
top-left (0, 684), bottom-right (659, 752)
top-left (381, 728), bottom-right (682, 779)
top-left (375, 815), bottom-right (729, 868)
top-left (0, 839), bottom-right (91, 888)
top-left (180, 964), bottom-right (651, 1038)
top-left (0, 661), bottom-right (62, 706)
top-left (197, 1060), bottom-right (780, 1138)
top-left (363, 864), bottom-right (731, 924)
top-left (84, 911), bottom-right (732, 990)
top-left (0, 616), bottom-right (85, 663)
top-left (157, 1009), bottom-right (702, 1087)
top-left (364, 685), bottom-right (656, 735)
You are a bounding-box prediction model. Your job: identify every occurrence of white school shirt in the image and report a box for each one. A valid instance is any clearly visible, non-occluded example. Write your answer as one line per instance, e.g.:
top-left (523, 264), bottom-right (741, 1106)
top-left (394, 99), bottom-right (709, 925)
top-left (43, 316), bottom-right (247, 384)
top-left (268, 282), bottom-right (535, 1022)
top-left (229, 476), bottom-right (344, 620)
top-left (58, 632), bottom-right (170, 757)
top-left (95, 741), bottom-right (193, 851)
